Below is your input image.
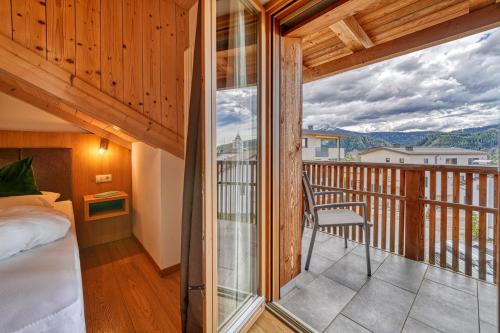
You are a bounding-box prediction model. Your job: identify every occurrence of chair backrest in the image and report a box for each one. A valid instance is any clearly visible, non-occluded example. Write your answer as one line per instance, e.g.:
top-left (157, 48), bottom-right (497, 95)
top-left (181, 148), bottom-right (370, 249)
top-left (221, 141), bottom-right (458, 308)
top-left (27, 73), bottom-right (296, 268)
top-left (302, 172), bottom-right (316, 216)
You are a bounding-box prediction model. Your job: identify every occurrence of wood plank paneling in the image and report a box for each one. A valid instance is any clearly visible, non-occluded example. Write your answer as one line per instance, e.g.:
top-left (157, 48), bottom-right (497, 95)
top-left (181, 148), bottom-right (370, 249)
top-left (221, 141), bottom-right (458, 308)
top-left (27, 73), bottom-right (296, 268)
top-left (12, 0), bottom-right (47, 57)
top-left (279, 37), bottom-right (302, 287)
top-left (0, 0), bottom-right (12, 37)
top-left (405, 169), bottom-right (425, 261)
top-left (428, 170), bottom-right (437, 264)
top-left (478, 174), bottom-right (487, 280)
top-left (76, 0), bottom-right (101, 88)
top-left (160, 0), bottom-right (178, 131)
top-left (123, 0), bottom-right (143, 112)
top-left (101, 0), bottom-right (124, 99)
top-left (142, 0), bottom-right (161, 122)
top-left (47, 0), bottom-right (75, 73)
top-left (0, 0), bottom-right (188, 156)
top-left (175, 4), bottom-right (187, 142)
top-left (465, 172), bottom-right (473, 275)
top-left (440, 171), bottom-right (448, 268)
top-left (373, 167), bottom-right (380, 247)
top-left (0, 131), bottom-right (132, 248)
top-left (398, 169), bottom-right (405, 255)
top-left (452, 171), bottom-right (460, 271)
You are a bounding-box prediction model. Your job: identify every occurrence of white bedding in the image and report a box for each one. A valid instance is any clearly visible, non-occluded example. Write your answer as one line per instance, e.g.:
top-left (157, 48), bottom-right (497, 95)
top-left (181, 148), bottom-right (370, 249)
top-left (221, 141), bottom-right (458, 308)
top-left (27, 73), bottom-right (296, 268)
top-left (0, 201), bottom-right (85, 333)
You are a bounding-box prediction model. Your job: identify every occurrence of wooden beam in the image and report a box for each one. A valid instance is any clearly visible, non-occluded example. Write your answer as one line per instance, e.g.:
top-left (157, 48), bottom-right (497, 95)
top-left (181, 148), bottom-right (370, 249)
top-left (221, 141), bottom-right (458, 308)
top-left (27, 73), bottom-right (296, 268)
top-left (404, 170), bottom-right (425, 261)
top-left (304, 3), bottom-right (500, 82)
top-left (329, 16), bottom-right (374, 52)
top-left (279, 37), bottom-right (303, 287)
top-left (0, 34), bottom-right (184, 157)
top-left (284, 0), bottom-right (380, 39)
top-left (0, 73), bottom-right (134, 149)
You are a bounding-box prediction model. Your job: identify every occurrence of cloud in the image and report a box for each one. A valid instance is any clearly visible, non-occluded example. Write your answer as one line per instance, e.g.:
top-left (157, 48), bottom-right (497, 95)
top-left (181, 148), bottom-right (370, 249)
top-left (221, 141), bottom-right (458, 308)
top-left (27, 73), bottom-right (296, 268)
top-left (216, 87), bottom-right (258, 145)
top-left (303, 27), bottom-right (500, 133)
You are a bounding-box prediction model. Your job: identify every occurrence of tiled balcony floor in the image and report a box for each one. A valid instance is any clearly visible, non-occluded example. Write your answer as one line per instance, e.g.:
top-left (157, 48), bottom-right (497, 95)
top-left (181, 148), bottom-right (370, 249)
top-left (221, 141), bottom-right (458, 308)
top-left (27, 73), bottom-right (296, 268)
top-left (278, 229), bottom-right (498, 333)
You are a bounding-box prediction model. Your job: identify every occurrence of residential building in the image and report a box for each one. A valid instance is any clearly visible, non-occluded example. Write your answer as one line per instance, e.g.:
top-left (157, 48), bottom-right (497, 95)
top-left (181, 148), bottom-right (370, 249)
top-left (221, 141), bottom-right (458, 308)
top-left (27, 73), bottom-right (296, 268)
top-left (302, 127), bottom-right (347, 161)
top-left (359, 146), bottom-right (487, 166)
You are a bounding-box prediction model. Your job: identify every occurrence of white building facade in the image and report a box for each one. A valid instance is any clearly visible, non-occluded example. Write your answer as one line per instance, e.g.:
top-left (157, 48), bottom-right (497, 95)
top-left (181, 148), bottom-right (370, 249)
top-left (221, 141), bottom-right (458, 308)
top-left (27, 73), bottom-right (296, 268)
top-left (360, 146), bottom-right (494, 239)
top-left (359, 147), bottom-right (487, 166)
top-left (302, 129), bottom-right (347, 161)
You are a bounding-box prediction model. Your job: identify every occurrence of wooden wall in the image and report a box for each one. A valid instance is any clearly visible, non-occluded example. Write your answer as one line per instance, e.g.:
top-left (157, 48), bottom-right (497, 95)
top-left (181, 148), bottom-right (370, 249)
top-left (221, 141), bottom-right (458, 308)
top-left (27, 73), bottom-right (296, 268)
top-left (0, 130), bottom-right (132, 248)
top-left (279, 37), bottom-right (303, 287)
top-left (0, 0), bottom-right (189, 149)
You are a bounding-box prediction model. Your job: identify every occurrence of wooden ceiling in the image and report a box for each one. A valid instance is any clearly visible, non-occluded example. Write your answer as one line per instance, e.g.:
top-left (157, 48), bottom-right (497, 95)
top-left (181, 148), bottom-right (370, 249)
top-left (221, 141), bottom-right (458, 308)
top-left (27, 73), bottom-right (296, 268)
top-left (281, 0), bottom-right (500, 82)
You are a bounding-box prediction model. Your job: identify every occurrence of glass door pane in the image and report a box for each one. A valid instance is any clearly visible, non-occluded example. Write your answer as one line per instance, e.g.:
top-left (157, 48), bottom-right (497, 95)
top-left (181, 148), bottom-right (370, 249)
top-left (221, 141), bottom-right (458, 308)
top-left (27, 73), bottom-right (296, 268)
top-left (215, 0), bottom-right (259, 329)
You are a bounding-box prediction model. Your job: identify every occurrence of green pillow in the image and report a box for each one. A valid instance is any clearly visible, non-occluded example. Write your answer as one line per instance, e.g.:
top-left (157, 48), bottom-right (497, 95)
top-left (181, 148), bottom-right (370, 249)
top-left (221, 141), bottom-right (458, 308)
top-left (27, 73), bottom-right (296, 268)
top-left (0, 157), bottom-right (41, 197)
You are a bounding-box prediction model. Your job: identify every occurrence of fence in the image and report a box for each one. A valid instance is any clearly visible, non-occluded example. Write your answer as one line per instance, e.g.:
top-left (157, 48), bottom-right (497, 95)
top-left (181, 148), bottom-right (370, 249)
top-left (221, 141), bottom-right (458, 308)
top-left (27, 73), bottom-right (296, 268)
top-left (303, 161), bottom-right (498, 283)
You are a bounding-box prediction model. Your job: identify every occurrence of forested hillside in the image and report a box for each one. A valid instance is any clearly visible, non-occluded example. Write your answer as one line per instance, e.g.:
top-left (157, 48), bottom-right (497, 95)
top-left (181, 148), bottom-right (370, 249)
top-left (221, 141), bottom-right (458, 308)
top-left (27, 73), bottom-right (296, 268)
top-left (318, 124), bottom-right (499, 154)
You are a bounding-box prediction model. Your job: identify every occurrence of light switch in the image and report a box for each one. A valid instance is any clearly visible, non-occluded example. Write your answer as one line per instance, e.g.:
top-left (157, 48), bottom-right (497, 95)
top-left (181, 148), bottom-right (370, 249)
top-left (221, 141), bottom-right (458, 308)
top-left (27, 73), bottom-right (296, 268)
top-left (96, 174), bottom-right (112, 183)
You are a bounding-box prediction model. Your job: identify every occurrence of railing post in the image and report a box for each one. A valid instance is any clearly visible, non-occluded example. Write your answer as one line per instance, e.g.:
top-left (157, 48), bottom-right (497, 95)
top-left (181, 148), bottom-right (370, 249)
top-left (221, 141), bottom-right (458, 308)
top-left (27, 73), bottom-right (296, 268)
top-left (404, 169), bottom-right (425, 261)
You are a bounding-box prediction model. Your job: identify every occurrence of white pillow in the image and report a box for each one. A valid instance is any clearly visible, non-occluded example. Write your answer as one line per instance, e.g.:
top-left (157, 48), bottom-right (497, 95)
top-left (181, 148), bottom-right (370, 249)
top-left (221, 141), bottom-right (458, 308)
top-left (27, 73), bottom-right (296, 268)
top-left (0, 205), bottom-right (70, 260)
top-left (0, 195), bottom-right (52, 209)
top-left (41, 191), bottom-right (62, 205)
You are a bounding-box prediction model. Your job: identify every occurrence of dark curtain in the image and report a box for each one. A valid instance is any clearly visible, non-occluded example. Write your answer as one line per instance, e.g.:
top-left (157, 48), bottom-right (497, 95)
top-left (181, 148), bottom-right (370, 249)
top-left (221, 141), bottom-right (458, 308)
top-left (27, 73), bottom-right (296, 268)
top-left (180, 3), bottom-right (203, 333)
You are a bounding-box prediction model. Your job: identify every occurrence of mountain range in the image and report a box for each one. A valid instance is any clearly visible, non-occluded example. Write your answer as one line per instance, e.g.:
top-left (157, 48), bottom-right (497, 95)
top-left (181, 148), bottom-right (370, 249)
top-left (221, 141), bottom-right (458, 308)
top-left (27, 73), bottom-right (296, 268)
top-left (315, 124), bottom-right (499, 154)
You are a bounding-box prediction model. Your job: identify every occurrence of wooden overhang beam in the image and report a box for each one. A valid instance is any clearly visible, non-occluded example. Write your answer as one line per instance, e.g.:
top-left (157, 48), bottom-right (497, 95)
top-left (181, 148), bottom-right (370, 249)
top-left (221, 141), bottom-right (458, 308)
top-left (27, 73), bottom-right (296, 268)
top-left (0, 34), bottom-right (184, 158)
top-left (303, 3), bottom-right (500, 82)
top-left (283, 0), bottom-right (381, 39)
top-left (329, 16), bottom-right (374, 52)
top-left (0, 74), bottom-right (134, 149)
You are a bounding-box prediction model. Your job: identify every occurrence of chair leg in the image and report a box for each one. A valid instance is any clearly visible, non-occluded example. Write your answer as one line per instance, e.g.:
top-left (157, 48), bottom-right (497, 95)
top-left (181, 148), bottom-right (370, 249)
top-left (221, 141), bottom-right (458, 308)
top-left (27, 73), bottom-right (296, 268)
top-left (364, 223), bottom-right (372, 276)
top-left (305, 223), bottom-right (318, 271)
top-left (301, 213), bottom-right (306, 236)
top-left (343, 226), bottom-right (348, 248)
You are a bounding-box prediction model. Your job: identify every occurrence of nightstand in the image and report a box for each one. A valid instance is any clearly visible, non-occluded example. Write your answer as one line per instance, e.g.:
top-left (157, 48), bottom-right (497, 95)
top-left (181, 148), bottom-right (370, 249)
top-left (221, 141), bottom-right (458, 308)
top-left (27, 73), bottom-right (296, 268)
top-left (83, 191), bottom-right (129, 221)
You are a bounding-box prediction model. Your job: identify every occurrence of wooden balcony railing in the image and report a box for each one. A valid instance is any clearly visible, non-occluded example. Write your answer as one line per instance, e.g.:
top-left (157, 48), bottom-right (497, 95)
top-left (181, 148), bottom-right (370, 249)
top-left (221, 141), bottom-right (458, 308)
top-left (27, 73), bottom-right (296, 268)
top-left (303, 161), bottom-right (499, 283)
top-left (216, 160), bottom-right (257, 224)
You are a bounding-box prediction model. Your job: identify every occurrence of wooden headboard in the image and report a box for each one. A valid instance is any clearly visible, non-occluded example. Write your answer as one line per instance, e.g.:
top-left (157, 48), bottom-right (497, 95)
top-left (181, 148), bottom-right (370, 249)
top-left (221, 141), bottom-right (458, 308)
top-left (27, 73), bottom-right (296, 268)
top-left (0, 148), bottom-right (73, 201)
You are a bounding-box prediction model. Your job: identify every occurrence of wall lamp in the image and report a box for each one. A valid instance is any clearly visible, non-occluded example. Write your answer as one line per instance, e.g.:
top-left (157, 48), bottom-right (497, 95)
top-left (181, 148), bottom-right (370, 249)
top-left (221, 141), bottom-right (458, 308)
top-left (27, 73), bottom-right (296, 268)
top-left (99, 138), bottom-right (109, 155)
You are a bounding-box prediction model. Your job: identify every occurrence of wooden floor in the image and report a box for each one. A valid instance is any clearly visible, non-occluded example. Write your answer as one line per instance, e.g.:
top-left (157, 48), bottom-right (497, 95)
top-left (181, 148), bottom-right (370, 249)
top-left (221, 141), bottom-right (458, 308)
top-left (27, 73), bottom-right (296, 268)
top-left (80, 238), bottom-right (181, 333)
top-left (249, 310), bottom-right (295, 333)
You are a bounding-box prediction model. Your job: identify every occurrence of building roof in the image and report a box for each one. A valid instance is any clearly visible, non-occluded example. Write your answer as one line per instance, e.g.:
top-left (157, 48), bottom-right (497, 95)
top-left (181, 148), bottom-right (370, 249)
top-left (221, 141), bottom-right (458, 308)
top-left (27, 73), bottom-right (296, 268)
top-left (303, 129), bottom-right (350, 139)
top-left (358, 146), bottom-right (486, 156)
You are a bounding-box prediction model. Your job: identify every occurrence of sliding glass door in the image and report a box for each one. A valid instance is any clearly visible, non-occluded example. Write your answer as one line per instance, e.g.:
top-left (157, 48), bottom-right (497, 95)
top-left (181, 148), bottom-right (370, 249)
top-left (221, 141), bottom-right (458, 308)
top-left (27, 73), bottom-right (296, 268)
top-left (215, 0), bottom-right (261, 330)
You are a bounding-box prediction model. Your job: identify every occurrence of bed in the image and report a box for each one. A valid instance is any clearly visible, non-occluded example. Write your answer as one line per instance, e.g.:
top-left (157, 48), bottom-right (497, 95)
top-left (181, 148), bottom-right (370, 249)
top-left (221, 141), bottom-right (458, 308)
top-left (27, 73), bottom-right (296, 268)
top-left (0, 148), bottom-right (85, 333)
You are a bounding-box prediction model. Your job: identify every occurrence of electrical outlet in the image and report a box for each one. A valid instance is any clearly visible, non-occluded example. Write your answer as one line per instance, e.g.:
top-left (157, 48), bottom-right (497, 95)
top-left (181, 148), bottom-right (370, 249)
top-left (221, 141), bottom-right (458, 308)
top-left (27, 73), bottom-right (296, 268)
top-left (96, 174), bottom-right (112, 183)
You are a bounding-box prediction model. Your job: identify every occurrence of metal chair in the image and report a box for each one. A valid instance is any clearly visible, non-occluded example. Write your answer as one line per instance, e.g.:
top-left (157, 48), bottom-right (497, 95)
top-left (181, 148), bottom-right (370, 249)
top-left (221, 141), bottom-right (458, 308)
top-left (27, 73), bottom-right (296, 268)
top-left (302, 171), bottom-right (372, 276)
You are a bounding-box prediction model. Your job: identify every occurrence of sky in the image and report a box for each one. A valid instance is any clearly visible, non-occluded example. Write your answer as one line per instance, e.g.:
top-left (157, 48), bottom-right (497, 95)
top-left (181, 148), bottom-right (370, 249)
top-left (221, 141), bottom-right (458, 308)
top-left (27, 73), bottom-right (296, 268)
top-left (215, 27), bottom-right (500, 146)
top-left (303, 27), bottom-right (500, 133)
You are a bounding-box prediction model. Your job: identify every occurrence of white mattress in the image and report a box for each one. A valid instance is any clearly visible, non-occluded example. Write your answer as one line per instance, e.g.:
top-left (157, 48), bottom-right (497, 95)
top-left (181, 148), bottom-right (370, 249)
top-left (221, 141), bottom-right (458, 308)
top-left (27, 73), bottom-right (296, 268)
top-left (0, 201), bottom-right (85, 333)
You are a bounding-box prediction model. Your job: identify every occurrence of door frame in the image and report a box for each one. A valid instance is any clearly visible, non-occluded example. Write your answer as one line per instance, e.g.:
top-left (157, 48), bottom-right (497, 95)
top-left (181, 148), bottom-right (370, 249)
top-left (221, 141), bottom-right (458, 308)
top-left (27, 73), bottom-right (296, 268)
top-left (201, 0), bottom-right (268, 331)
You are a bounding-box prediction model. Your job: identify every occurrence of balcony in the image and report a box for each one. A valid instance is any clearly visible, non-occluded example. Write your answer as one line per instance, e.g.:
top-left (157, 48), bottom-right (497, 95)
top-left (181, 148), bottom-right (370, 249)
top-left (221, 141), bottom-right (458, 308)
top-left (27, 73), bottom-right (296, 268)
top-left (278, 228), bottom-right (497, 332)
top-left (300, 161), bottom-right (498, 283)
top-left (216, 160), bottom-right (498, 332)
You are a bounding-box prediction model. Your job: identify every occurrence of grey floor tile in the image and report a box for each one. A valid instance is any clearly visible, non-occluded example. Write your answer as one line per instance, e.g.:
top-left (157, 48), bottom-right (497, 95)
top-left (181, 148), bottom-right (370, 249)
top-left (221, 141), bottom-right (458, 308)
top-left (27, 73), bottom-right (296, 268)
top-left (480, 321), bottom-right (497, 333)
top-left (374, 255), bottom-right (427, 293)
top-left (322, 252), bottom-right (382, 291)
top-left (301, 252), bottom-right (336, 275)
top-left (410, 279), bottom-right (479, 333)
top-left (280, 275), bottom-right (356, 332)
top-left (325, 315), bottom-right (371, 333)
top-left (403, 317), bottom-right (441, 333)
top-left (342, 278), bottom-right (415, 333)
top-left (280, 271), bottom-right (317, 298)
top-left (313, 236), bottom-right (357, 262)
top-left (351, 244), bottom-right (390, 262)
top-left (478, 281), bottom-right (498, 328)
top-left (303, 228), bottom-right (333, 243)
top-left (425, 266), bottom-right (477, 295)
